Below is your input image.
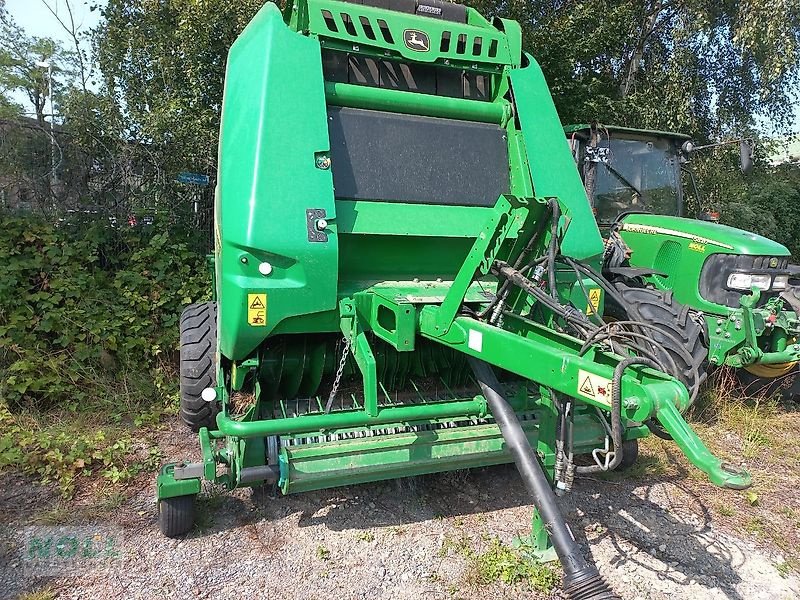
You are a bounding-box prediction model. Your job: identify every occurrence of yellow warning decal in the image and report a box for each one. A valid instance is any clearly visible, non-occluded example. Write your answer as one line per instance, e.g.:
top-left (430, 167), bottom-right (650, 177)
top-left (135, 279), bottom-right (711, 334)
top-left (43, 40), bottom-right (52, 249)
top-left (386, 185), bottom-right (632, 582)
top-left (586, 288), bottom-right (601, 315)
top-left (247, 293), bottom-right (267, 326)
top-left (577, 369), bottom-right (613, 407)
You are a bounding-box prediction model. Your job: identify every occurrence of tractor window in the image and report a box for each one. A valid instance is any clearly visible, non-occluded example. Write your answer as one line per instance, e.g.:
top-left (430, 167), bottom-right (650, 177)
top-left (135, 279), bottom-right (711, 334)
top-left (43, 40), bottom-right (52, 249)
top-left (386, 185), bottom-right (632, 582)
top-left (587, 137), bottom-right (680, 223)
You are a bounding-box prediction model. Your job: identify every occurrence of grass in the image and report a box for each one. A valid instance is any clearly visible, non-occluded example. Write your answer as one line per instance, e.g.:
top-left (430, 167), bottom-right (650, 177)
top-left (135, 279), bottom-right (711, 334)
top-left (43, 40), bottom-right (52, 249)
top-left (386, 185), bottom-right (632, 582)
top-left (194, 490), bottom-right (226, 532)
top-left (18, 588), bottom-right (57, 600)
top-left (665, 368), bottom-right (800, 571)
top-left (356, 530), bottom-right (375, 542)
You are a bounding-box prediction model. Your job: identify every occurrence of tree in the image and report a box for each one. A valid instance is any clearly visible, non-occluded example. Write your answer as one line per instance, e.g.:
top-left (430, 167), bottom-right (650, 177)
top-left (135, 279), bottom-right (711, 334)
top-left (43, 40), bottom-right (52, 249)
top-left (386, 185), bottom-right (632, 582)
top-left (0, 9), bottom-right (74, 124)
top-left (97, 0), bottom-right (265, 182)
top-left (470, 0), bottom-right (800, 140)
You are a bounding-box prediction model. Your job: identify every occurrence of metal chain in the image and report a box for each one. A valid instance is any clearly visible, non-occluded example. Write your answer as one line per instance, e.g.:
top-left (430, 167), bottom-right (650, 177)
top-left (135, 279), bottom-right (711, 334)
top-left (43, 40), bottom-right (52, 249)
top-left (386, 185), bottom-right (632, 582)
top-left (325, 337), bottom-right (350, 413)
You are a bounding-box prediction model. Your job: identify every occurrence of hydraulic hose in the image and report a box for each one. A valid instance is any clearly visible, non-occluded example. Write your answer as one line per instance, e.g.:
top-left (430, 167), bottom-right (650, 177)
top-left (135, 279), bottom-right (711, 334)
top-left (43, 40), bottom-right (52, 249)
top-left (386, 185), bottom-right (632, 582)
top-left (468, 358), bottom-right (620, 600)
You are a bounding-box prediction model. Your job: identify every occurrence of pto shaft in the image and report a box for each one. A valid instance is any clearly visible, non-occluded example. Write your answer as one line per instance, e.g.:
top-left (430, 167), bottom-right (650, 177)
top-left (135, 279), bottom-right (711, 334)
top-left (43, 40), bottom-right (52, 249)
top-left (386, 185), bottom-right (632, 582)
top-left (468, 358), bottom-right (619, 600)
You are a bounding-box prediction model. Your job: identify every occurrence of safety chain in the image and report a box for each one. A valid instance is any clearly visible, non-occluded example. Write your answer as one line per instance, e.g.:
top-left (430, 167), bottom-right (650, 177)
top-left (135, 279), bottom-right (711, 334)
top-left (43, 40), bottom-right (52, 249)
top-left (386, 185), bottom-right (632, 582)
top-left (325, 337), bottom-right (351, 413)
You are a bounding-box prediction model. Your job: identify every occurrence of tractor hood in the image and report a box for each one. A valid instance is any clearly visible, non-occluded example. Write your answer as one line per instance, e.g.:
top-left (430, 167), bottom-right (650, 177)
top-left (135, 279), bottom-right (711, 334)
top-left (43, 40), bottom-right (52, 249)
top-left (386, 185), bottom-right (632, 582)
top-left (619, 213), bottom-right (790, 257)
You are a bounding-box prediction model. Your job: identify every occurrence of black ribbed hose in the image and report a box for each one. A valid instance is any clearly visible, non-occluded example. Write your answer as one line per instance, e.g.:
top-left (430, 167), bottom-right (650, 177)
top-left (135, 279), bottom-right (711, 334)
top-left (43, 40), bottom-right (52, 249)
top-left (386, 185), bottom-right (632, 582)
top-left (468, 358), bottom-right (620, 600)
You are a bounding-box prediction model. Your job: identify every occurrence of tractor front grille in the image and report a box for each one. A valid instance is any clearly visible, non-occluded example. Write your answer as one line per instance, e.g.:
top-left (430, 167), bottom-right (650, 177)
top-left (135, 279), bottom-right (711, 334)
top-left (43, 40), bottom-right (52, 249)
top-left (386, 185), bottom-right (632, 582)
top-left (699, 253), bottom-right (790, 308)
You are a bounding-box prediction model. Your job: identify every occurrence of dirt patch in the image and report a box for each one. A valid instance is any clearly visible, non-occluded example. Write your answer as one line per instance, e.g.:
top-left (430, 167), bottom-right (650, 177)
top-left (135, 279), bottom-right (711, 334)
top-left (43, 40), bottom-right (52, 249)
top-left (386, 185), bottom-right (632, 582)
top-left (2, 410), bottom-right (799, 600)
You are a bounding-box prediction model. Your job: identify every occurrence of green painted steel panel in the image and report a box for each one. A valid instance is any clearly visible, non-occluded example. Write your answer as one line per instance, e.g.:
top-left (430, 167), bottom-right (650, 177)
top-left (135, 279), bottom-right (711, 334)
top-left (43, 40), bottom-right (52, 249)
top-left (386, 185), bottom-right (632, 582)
top-left (509, 57), bottom-right (604, 260)
top-left (619, 213), bottom-right (790, 315)
top-left (621, 213), bottom-right (790, 257)
top-left (306, 0), bottom-right (513, 65)
top-left (282, 422), bottom-right (539, 493)
top-left (216, 3), bottom-right (338, 360)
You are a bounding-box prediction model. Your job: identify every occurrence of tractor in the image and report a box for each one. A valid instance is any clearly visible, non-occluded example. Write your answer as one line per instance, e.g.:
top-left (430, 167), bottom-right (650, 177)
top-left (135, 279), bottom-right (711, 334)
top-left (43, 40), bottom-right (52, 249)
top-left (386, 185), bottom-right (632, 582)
top-left (157, 2), bottom-right (751, 596)
top-left (567, 123), bottom-right (800, 399)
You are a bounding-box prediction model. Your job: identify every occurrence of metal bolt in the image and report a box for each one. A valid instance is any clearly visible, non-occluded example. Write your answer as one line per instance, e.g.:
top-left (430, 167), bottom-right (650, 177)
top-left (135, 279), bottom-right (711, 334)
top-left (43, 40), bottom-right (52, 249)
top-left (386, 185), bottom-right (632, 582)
top-left (316, 218), bottom-right (328, 231)
top-left (730, 314), bottom-right (736, 321)
top-left (710, 356), bottom-right (718, 364)
top-left (258, 262), bottom-right (273, 276)
top-left (316, 155), bottom-right (331, 170)
top-left (735, 321), bottom-right (741, 330)
top-left (716, 318), bottom-right (724, 325)
top-left (724, 332), bottom-right (731, 338)
top-left (715, 328), bottom-right (722, 334)
top-left (240, 256), bottom-right (248, 264)
top-left (623, 398), bottom-right (638, 410)
top-left (436, 277), bottom-right (443, 283)
top-left (201, 388), bottom-right (217, 402)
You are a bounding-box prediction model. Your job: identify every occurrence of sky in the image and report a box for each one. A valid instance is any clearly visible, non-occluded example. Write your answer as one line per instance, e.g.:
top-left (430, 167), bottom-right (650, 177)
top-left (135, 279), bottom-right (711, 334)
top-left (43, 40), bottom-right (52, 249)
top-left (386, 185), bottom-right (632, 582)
top-left (6, 0), bottom-right (102, 45)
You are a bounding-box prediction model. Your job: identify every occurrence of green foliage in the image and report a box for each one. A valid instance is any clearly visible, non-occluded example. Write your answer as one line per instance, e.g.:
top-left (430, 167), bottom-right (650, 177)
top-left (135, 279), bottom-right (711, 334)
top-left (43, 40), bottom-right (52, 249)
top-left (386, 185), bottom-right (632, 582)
top-left (0, 7), bottom-right (75, 124)
top-left (0, 214), bottom-right (209, 409)
top-left (472, 0), bottom-right (800, 136)
top-left (468, 538), bottom-right (559, 593)
top-left (0, 213), bottom-right (207, 495)
top-left (0, 402), bottom-right (164, 496)
top-left (97, 0), bottom-right (267, 182)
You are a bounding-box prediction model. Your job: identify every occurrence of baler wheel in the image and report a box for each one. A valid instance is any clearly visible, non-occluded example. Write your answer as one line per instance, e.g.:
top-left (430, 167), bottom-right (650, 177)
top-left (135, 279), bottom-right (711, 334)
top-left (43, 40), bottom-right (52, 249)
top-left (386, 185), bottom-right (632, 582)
top-left (180, 302), bottom-right (218, 431)
top-left (158, 495), bottom-right (196, 537)
top-left (613, 439), bottom-right (639, 471)
top-left (605, 283), bottom-right (708, 403)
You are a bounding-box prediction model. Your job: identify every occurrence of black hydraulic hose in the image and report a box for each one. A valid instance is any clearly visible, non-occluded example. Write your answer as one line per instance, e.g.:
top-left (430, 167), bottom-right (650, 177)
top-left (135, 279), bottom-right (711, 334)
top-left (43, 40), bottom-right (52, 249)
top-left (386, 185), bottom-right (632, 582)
top-left (468, 358), bottom-right (620, 600)
top-left (493, 261), bottom-right (595, 338)
top-left (479, 203), bottom-right (553, 319)
top-left (576, 356), bottom-right (662, 474)
top-left (547, 199), bottom-right (561, 300)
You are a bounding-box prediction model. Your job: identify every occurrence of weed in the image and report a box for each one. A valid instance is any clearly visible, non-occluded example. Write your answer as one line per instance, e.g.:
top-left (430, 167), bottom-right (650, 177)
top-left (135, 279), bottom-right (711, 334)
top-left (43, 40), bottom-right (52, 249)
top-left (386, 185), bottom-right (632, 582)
top-left (31, 504), bottom-right (74, 526)
top-left (715, 503), bottom-right (735, 517)
top-left (467, 537), bottom-right (559, 593)
top-left (439, 532), bottom-right (474, 558)
top-left (98, 489), bottom-right (130, 511)
top-left (745, 516), bottom-right (767, 537)
top-left (776, 562), bottom-right (792, 577)
top-left (18, 588), bottom-right (56, 600)
top-left (194, 491), bottom-right (225, 531)
top-left (356, 531), bottom-right (375, 543)
top-left (316, 545), bottom-right (331, 560)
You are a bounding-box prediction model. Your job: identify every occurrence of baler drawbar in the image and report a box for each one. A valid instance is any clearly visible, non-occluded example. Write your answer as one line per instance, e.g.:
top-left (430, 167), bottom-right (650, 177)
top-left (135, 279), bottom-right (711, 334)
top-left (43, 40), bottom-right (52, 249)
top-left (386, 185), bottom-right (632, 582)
top-left (156, 0), bottom-right (751, 595)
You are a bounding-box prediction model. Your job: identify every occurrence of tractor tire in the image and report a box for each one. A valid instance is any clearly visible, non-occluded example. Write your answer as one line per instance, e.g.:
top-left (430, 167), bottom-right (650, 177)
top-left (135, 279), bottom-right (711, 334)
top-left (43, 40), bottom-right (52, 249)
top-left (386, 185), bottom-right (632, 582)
top-left (733, 363), bottom-right (800, 401)
top-left (605, 283), bottom-right (709, 403)
top-left (158, 494), bottom-right (196, 537)
top-left (180, 302), bottom-right (218, 432)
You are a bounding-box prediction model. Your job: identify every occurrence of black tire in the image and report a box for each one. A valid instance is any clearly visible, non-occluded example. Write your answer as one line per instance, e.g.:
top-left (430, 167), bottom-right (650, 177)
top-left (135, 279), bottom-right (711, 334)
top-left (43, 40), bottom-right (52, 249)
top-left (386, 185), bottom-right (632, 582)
top-left (605, 283), bottom-right (709, 403)
top-left (180, 302), bottom-right (218, 431)
top-left (733, 364), bottom-right (800, 401)
top-left (158, 495), bottom-right (196, 537)
top-left (614, 439), bottom-right (639, 471)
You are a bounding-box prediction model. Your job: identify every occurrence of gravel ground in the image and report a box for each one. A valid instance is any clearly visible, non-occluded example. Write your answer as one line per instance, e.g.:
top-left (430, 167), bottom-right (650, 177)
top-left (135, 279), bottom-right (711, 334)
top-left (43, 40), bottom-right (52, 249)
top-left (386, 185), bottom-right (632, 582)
top-left (1, 427), bottom-right (798, 600)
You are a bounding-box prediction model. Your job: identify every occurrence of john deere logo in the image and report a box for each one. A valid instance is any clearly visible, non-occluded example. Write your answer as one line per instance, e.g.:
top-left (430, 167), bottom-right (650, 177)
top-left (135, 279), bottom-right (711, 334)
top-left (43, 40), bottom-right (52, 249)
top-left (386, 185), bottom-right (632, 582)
top-left (403, 29), bottom-right (430, 52)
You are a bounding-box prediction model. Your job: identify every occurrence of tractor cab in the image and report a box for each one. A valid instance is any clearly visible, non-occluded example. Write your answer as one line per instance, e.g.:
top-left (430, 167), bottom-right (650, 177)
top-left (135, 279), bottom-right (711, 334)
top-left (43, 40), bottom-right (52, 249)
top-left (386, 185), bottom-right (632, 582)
top-left (564, 124), bottom-right (690, 225)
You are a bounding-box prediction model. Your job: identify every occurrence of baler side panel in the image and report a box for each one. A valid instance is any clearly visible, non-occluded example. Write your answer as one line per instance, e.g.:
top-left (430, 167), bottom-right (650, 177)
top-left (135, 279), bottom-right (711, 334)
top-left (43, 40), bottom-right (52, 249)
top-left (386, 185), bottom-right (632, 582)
top-left (216, 3), bottom-right (338, 360)
top-left (510, 56), bottom-right (604, 261)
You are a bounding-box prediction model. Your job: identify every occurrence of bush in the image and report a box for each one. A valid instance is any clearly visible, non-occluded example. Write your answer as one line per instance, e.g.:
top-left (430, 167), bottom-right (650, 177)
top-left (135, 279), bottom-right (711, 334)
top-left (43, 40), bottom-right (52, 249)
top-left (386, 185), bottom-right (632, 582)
top-left (0, 214), bottom-right (210, 409)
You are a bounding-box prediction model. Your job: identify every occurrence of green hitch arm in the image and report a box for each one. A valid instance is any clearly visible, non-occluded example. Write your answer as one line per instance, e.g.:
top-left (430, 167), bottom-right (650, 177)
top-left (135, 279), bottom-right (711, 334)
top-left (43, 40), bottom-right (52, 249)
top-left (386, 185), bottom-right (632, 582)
top-left (653, 396), bottom-right (752, 489)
